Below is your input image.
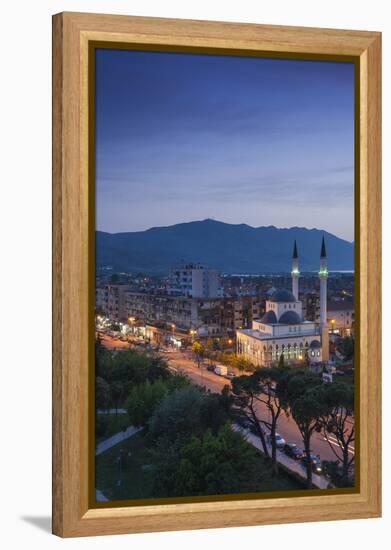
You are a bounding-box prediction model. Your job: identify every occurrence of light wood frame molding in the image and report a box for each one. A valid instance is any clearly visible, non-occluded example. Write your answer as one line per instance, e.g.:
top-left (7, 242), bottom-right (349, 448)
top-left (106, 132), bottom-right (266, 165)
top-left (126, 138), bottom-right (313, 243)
top-left (52, 11), bottom-right (381, 537)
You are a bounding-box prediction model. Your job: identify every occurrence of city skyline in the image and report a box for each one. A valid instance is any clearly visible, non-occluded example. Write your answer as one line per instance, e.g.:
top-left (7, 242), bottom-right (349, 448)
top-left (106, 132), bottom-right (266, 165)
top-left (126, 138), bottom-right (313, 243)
top-left (95, 49), bottom-right (355, 241)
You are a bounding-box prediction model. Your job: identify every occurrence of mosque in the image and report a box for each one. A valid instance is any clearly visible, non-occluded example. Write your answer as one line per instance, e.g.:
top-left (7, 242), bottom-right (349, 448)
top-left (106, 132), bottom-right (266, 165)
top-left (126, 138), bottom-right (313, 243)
top-left (236, 238), bottom-right (329, 366)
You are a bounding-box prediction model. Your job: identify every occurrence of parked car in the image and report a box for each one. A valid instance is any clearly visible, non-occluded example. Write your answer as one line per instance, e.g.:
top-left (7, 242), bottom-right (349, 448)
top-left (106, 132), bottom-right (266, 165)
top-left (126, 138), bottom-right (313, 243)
top-left (301, 454), bottom-right (322, 474)
top-left (225, 371), bottom-right (236, 380)
top-left (283, 443), bottom-right (303, 460)
top-left (237, 417), bottom-right (253, 430)
top-left (249, 423), bottom-right (265, 436)
top-left (267, 432), bottom-right (286, 448)
top-left (214, 365), bottom-right (228, 376)
top-left (206, 364), bottom-right (215, 372)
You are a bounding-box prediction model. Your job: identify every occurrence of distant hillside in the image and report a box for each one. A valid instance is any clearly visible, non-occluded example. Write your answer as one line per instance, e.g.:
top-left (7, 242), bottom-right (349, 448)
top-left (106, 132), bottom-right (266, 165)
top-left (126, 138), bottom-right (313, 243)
top-left (96, 219), bottom-right (354, 274)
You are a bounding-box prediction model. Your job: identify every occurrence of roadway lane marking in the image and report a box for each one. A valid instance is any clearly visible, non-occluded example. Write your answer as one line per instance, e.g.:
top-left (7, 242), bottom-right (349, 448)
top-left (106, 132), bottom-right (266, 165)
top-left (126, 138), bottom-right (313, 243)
top-left (323, 435), bottom-right (354, 455)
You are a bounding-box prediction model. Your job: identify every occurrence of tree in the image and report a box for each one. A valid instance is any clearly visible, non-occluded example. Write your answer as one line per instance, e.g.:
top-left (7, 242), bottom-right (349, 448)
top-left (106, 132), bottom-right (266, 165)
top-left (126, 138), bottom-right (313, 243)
top-left (279, 370), bottom-right (325, 488)
top-left (111, 380), bottom-right (126, 414)
top-left (125, 374), bottom-right (189, 428)
top-left (278, 353), bottom-right (285, 368)
top-left (125, 379), bottom-right (167, 427)
top-left (235, 356), bottom-right (255, 372)
top-left (232, 368), bottom-right (285, 473)
top-left (148, 386), bottom-right (204, 443)
top-left (146, 356), bottom-right (171, 382)
top-left (192, 341), bottom-right (204, 368)
top-left (337, 336), bottom-right (354, 362)
top-left (212, 338), bottom-right (221, 351)
top-left (152, 425), bottom-right (267, 497)
top-left (199, 390), bottom-right (232, 435)
top-left (231, 375), bottom-right (269, 457)
top-left (148, 384), bottom-right (232, 444)
top-left (95, 376), bottom-right (111, 411)
top-left (254, 367), bottom-right (285, 473)
top-left (316, 382), bottom-right (355, 485)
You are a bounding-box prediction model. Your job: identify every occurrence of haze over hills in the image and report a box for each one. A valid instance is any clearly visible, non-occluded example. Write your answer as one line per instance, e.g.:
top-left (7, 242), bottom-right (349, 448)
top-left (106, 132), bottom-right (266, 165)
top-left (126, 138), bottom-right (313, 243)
top-left (96, 219), bottom-right (354, 274)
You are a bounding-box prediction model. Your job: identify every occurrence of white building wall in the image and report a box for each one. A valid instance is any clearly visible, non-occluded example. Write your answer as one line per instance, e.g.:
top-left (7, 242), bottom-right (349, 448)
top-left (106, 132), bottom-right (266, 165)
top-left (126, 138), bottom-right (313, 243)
top-left (236, 330), bottom-right (322, 367)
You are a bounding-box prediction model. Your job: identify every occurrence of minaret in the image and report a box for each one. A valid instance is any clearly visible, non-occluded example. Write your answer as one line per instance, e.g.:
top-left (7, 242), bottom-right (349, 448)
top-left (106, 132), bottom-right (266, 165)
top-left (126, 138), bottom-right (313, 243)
top-left (319, 236), bottom-right (329, 361)
top-left (291, 240), bottom-right (299, 301)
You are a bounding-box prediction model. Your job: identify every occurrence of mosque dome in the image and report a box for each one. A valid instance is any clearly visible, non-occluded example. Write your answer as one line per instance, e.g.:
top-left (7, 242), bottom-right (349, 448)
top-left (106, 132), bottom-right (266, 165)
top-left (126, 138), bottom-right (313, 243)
top-left (269, 289), bottom-right (296, 303)
top-left (260, 310), bottom-right (278, 324)
top-left (279, 310), bottom-right (301, 324)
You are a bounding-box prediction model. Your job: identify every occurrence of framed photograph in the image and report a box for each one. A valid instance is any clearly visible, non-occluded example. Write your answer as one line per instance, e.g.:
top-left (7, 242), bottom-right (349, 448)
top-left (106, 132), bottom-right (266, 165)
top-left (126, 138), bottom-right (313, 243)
top-left (52, 12), bottom-right (381, 537)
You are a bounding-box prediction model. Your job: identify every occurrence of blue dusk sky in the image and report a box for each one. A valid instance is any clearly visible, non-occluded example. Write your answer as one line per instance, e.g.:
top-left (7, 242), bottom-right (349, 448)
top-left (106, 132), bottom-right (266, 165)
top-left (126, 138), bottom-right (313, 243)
top-left (95, 49), bottom-right (355, 241)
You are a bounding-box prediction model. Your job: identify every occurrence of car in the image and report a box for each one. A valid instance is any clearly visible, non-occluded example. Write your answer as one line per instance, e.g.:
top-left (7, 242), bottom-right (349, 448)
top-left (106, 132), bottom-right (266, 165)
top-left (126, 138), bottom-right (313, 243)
top-left (225, 371), bottom-right (236, 380)
top-left (267, 432), bottom-right (286, 448)
top-left (283, 443), bottom-right (303, 460)
top-left (237, 417), bottom-right (253, 430)
top-left (301, 454), bottom-right (322, 474)
top-left (206, 364), bottom-right (215, 372)
top-left (249, 423), bottom-right (265, 436)
top-left (214, 365), bottom-right (228, 376)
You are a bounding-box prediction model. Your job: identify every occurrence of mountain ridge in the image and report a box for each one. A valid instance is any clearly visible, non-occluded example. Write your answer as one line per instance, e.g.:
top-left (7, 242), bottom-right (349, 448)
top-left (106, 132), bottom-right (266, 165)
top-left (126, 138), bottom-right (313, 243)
top-left (96, 219), bottom-right (354, 274)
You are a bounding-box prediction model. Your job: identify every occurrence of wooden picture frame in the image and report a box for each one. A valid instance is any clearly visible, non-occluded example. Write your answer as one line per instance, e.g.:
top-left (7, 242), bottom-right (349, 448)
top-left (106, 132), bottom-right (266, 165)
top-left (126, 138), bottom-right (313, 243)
top-left (52, 11), bottom-right (381, 537)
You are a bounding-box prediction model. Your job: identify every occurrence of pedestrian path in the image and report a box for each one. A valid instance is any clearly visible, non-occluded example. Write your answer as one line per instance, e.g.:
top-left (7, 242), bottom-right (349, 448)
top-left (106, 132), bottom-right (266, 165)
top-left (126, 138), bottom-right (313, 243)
top-left (97, 408), bottom-right (127, 414)
top-left (96, 489), bottom-right (108, 502)
top-left (234, 425), bottom-right (330, 490)
top-left (96, 426), bottom-right (141, 456)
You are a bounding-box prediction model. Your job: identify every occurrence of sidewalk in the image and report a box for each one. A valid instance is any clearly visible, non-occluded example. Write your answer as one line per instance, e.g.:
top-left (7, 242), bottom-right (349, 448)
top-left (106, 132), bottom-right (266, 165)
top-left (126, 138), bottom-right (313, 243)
top-left (96, 489), bottom-right (108, 502)
top-left (97, 408), bottom-right (127, 414)
top-left (234, 425), bottom-right (330, 490)
top-left (95, 426), bottom-right (141, 456)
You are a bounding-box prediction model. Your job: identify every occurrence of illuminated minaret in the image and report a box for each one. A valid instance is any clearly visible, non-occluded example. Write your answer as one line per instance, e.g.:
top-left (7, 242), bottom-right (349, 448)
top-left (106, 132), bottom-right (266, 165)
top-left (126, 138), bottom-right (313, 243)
top-left (291, 240), bottom-right (299, 301)
top-left (319, 236), bottom-right (329, 361)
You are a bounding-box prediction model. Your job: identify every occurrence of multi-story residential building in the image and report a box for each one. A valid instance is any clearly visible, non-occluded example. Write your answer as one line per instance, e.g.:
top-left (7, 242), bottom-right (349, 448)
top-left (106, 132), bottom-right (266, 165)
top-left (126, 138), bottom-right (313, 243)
top-left (302, 292), bottom-right (320, 322)
top-left (328, 301), bottom-right (355, 336)
top-left (169, 263), bottom-right (221, 298)
top-left (123, 292), bottom-right (261, 337)
top-left (95, 283), bottom-right (129, 321)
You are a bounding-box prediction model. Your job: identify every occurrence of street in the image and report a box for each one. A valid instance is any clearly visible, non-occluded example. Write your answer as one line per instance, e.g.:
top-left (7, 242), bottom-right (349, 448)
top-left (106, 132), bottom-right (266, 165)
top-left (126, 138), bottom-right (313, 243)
top-left (98, 332), bottom-right (130, 350)
top-left (160, 347), bottom-right (354, 463)
top-left (100, 333), bottom-right (354, 466)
